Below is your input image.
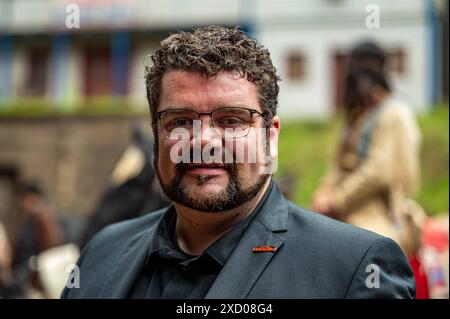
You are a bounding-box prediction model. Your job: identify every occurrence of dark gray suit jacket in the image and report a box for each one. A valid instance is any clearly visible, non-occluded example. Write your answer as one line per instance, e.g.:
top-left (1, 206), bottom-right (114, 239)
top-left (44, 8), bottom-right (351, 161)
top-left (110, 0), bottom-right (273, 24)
top-left (62, 183), bottom-right (415, 299)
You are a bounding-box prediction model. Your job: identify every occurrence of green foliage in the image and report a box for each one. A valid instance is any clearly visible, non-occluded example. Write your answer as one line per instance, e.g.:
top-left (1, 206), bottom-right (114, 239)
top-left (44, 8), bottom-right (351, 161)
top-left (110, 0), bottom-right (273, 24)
top-left (0, 98), bottom-right (147, 118)
top-left (417, 106), bottom-right (449, 215)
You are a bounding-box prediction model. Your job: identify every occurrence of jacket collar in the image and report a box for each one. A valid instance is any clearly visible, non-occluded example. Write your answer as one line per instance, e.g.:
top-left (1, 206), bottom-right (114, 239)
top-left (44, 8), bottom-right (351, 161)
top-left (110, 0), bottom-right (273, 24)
top-left (254, 180), bottom-right (289, 232)
top-left (205, 181), bottom-right (289, 298)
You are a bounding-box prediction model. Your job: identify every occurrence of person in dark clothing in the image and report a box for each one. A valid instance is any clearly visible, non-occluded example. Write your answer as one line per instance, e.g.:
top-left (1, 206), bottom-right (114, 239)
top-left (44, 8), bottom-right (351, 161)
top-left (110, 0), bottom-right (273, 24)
top-left (10, 182), bottom-right (64, 297)
top-left (80, 125), bottom-right (169, 248)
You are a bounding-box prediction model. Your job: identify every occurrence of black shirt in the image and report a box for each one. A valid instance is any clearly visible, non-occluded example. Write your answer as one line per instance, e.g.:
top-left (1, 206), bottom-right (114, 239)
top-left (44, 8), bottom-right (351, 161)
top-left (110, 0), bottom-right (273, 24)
top-left (127, 181), bottom-right (273, 299)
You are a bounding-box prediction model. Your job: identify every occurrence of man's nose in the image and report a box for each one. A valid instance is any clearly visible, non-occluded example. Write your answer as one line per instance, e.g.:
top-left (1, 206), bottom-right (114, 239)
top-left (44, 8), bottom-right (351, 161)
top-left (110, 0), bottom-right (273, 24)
top-left (191, 116), bottom-right (222, 149)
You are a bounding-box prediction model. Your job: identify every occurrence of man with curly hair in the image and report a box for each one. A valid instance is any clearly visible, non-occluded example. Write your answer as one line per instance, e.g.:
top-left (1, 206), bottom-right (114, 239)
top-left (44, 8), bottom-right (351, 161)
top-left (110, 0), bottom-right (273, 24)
top-left (62, 26), bottom-right (415, 299)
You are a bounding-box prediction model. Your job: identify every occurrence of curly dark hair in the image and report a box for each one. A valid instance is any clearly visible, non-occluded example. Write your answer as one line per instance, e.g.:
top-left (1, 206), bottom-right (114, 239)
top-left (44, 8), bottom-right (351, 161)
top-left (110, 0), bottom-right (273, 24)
top-left (145, 25), bottom-right (280, 130)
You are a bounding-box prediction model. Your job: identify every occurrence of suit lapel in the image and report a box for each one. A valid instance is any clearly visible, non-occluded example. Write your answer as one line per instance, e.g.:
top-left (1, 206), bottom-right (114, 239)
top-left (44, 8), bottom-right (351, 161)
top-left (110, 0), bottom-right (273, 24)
top-left (205, 222), bottom-right (285, 299)
top-left (205, 183), bottom-right (289, 299)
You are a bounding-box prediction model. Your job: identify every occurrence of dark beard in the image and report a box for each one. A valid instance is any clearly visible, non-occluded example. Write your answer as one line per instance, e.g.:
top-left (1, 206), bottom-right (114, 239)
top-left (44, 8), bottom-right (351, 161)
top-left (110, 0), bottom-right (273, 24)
top-left (155, 162), bottom-right (269, 212)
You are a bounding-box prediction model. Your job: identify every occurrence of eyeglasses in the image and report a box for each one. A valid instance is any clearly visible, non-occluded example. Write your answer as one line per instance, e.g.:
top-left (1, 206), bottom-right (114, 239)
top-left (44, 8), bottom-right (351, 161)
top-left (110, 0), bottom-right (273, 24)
top-left (154, 107), bottom-right (265, 139)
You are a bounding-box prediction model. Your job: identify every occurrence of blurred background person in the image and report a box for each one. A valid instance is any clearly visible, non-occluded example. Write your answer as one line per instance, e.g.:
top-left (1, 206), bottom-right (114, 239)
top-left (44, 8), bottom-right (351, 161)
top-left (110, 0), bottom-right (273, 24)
top-left (312, 41), bottom-right (423, 254)
top-left (0, 221), bottom-right (14, 297)
top-left (10, 182), bottom-right (64, 297)
top-left (79, 124), bottom-right (169, 249)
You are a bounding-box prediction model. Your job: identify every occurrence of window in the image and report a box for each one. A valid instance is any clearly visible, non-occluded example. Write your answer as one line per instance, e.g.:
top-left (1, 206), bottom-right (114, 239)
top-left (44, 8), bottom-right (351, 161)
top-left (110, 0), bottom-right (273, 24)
top-left (25, 47), bottom-right (49, 96)
top-left (83, 46), bottom-right (111, 97)
top-left (286, 52), bottom-right (306, 81)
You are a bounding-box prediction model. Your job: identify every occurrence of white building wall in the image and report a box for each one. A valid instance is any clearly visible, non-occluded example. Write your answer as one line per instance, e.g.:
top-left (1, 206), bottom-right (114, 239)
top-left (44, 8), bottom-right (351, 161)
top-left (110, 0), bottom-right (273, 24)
top-left (253, 0), bottom-right (425, 25)
top-left (2, 0), bottom-right (244, 33)
top-left (129, 41), bottom-right (161, 110)
top-left (254, 0), bottom-right (430, 119)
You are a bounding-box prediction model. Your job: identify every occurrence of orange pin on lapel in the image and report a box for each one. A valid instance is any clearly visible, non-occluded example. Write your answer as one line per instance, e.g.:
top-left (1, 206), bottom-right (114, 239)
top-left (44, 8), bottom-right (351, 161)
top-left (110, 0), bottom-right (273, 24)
top-left (252, 246), bottom-right (277, 253)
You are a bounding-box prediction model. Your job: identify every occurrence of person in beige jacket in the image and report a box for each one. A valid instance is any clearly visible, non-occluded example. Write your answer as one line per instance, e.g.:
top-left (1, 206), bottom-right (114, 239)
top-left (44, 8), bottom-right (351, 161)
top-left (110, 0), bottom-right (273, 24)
top-left (312, 42), bottom-right (422, 255)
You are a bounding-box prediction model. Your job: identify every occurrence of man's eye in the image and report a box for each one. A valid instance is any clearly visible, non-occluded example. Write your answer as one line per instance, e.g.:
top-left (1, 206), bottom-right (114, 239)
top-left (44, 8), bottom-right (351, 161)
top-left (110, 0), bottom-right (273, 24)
top-left (171, 118), bottom-right (193, 126)
top-left (217, 117), bottom-right (245, 126)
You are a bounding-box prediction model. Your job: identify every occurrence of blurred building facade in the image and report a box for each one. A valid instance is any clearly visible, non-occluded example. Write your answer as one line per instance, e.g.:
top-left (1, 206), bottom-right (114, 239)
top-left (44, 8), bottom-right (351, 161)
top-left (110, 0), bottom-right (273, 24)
top-left (0, 0), bottom-right (447, 223)
top-left (0, 0), bottom-right (247, 110)
top-left (255, 0), bottom-right (447, 118)
top-left (0, 0), bottom-right (447, 117)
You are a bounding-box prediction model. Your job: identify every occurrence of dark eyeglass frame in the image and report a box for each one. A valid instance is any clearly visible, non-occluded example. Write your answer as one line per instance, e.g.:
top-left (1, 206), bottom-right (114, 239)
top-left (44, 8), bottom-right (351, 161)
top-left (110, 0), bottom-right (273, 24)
top-left (154, 106), bottom-right (265, 139)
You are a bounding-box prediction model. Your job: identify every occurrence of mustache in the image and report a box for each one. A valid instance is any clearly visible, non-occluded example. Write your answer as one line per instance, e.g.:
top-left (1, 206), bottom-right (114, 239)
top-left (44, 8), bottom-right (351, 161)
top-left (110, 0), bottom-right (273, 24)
top-left (175, 162), bottom-right (236, 174)
top-left (173, 162), bottom-right (238, 187)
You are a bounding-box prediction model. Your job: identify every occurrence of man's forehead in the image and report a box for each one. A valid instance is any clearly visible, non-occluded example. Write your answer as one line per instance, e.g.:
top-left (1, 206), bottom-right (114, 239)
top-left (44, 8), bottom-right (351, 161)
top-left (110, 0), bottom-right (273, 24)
top-left (158, 70), bottom-right (260, 112)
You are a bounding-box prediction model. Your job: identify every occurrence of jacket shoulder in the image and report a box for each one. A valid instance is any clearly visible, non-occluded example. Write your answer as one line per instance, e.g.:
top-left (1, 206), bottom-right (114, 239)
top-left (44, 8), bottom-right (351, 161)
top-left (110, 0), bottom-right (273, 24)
top-left (286, 201), bottom-right (384, 247)
top-left (61, 207), bottom-right (167, 298)
top-left (278, 202), bottom-right (415, 298)
top-left (86, 207), bottom-right (166, 249)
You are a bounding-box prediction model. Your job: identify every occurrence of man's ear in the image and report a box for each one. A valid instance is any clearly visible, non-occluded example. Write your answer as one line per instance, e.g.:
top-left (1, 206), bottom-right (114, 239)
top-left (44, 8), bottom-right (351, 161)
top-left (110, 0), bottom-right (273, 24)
top-left (269, 116), bottom-right (280, 160)
top-left (259, 116), bottom-right (280, 175)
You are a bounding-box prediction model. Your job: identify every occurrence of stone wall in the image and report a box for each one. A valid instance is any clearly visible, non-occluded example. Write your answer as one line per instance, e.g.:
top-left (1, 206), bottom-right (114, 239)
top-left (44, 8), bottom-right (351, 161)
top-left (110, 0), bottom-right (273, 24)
top-left (0, 115), bottom-right (152, 230)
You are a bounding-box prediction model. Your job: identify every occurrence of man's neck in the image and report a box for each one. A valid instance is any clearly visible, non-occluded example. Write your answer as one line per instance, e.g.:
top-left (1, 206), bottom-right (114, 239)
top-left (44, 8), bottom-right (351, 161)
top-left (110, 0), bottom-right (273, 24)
top-left (174, 178), bottom-right (271, 256)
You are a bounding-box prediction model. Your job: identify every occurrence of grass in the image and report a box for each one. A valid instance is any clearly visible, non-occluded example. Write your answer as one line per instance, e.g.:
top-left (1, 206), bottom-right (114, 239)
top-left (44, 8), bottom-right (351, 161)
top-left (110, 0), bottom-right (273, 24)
top-left (276, 105), bottom-right (449, 216)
